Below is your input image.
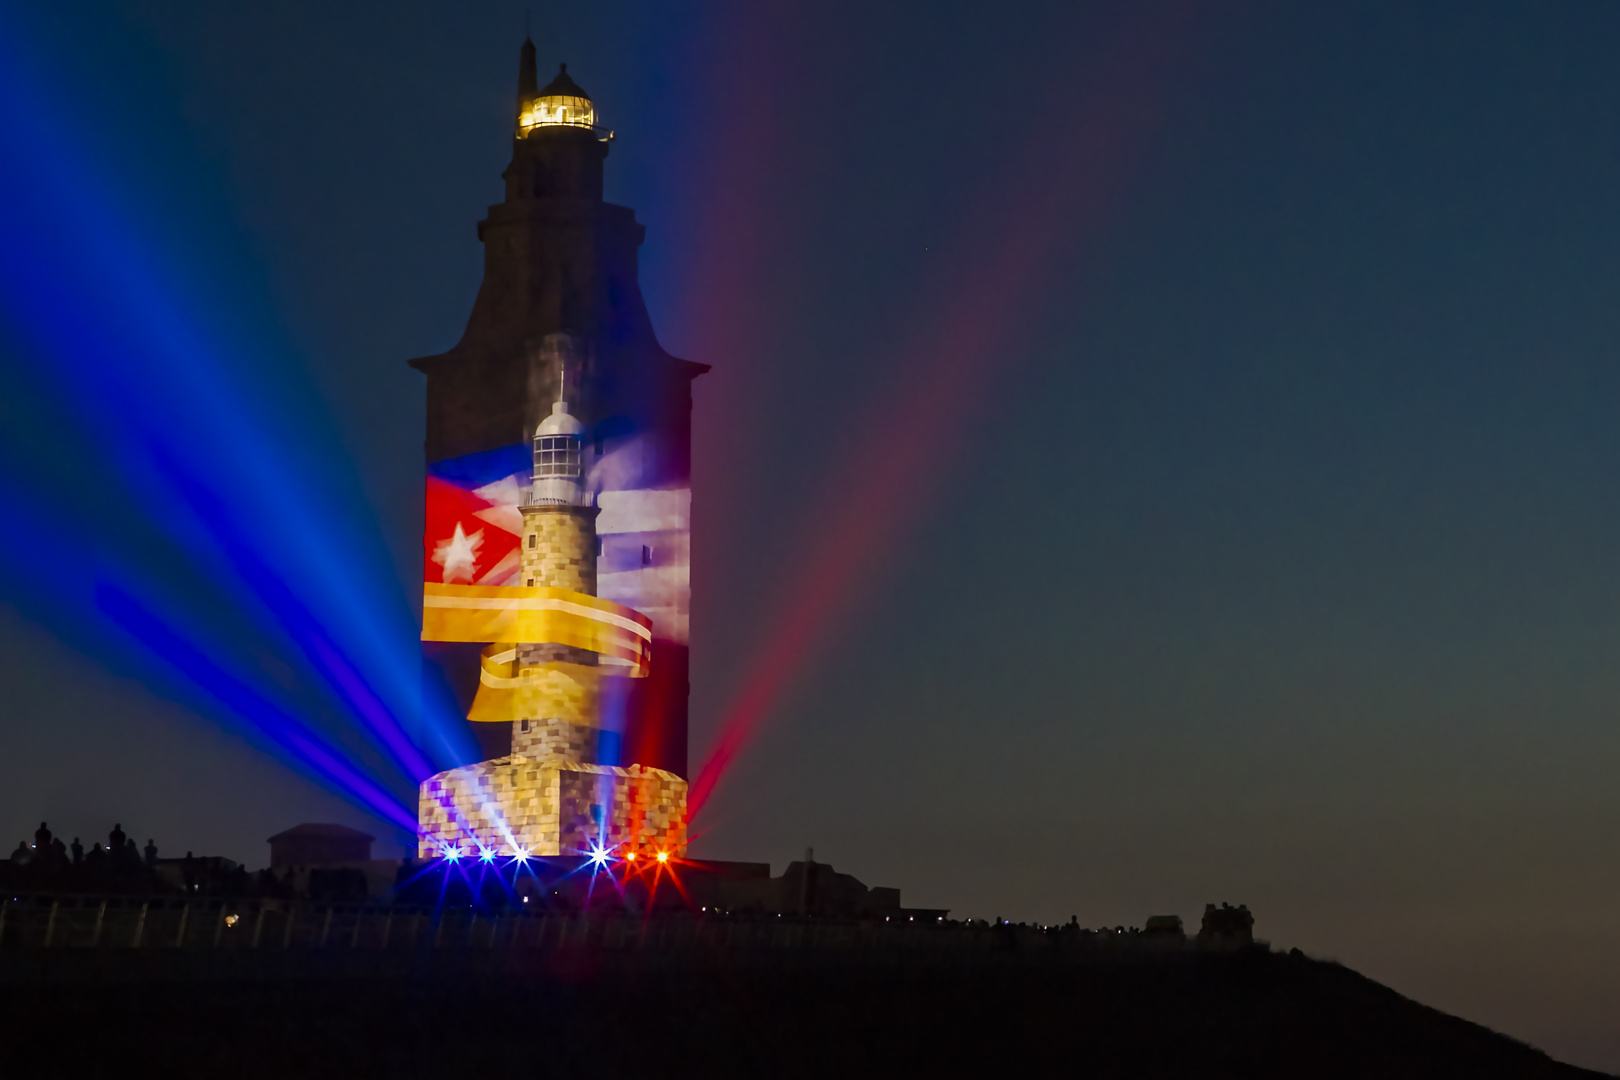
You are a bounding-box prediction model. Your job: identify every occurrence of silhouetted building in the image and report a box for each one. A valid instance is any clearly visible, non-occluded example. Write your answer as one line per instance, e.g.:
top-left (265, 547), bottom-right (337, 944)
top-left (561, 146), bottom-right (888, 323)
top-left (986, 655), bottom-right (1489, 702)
top-left (1199, 903), bottom-right (1255, 950)
top-left (268, 824), bottom-right (375, 869)
top-left (677, 857), bottom-right (933, 920)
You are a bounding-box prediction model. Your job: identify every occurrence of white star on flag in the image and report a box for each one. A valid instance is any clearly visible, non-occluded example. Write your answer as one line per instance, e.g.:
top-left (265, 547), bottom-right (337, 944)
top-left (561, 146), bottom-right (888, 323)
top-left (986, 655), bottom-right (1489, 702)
top-left (432, 521), bottom-right (484, 584)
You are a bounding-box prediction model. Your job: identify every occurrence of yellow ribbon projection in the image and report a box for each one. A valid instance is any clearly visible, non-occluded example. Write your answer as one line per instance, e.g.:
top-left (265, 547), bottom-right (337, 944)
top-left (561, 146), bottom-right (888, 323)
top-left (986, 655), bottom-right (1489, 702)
top-left (422, 583), bottom-right (651, 666)
top-left (423, 583), bottom-right (652, 723)
top-left (464, 648), bottom-right (606, 726)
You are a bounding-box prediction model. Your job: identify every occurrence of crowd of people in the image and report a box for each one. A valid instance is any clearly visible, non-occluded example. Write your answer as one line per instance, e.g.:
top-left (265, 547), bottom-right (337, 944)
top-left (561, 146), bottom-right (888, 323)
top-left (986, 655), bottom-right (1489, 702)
top-left (3, 820), bottom-right (238, 896)
top-left (3, 819), bottom-right (372, 900)
top-left (8, 820), bottom-right (156, 875)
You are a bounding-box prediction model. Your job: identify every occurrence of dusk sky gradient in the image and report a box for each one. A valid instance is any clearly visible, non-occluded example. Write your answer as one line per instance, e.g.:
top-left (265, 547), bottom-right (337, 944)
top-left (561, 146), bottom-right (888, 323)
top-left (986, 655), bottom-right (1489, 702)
top-left (2, 2), bottom-right (1619, 1070)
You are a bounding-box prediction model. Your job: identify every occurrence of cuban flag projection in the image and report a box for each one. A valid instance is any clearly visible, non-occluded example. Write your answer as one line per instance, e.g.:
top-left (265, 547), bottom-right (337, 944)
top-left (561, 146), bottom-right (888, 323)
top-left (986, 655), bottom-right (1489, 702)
top-left (421, 444), bottom-right (529, 756)
top-left (423, 445), bottom-right (529, 589)
top-left (421, 428), bottom-right (694, 772)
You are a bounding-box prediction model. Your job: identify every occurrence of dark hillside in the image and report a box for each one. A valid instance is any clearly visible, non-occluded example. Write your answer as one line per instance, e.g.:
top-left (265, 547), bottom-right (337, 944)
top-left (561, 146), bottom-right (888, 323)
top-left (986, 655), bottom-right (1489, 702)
top-left (0, 948), bottom-right (1607, 1079)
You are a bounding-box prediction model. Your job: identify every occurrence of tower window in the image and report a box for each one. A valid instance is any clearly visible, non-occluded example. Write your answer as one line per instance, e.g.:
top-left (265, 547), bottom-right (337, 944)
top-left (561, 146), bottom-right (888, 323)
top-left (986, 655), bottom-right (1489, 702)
top-left (520, 718), bottom-right (530, 733)
top-left (641, 544), bottom-right (652, 566)
top-left (595, 536), bottom-right (603, 557)
top-left (526, 578), bottom-right (535, 587)
top-left (527, 534), bottom-right (536, 548)
top-left (534, 435), bottom-right (581, 478)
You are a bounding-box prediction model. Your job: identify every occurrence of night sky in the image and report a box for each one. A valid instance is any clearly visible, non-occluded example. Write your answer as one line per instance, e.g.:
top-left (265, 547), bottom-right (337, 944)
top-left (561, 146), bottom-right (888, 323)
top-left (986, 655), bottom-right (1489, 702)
top-left (3, 1), bottom-right (1620, 1071)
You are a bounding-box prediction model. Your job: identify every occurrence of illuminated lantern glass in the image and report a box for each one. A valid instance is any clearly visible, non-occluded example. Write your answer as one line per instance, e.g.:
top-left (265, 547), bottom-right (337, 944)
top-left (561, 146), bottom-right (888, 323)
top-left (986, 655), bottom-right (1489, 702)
top-left (519, 94), bottom-right (595, 134)
top-left (518, 64), bottom-right (596, 136)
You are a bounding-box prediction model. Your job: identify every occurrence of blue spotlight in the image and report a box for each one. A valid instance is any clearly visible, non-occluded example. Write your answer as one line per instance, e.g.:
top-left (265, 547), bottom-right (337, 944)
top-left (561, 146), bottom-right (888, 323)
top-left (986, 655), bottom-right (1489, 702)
top-left (442, 846), bottom-right (461, 862)
top-left (587, 842), bottom-right (613, 869)
top-left (0, 24), bottom-right (477, 793)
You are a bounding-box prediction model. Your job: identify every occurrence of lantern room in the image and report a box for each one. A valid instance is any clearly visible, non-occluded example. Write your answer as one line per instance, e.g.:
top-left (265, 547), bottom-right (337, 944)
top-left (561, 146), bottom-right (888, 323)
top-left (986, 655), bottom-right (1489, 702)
top-left (529, 397), bottom-right (587, 507)
top-left (518, 63), bottom-right (596, 136)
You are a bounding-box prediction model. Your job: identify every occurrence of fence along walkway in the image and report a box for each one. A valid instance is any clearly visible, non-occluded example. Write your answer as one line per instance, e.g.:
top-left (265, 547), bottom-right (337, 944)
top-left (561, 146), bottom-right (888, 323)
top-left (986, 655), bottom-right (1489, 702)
top-left (0, 894), bottom-right (1201, 967)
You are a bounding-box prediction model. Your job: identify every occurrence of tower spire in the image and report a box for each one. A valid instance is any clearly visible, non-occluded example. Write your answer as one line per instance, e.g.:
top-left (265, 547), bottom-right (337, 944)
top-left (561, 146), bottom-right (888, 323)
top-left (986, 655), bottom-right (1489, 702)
top-left (517, 36), bottom-right (538, 108)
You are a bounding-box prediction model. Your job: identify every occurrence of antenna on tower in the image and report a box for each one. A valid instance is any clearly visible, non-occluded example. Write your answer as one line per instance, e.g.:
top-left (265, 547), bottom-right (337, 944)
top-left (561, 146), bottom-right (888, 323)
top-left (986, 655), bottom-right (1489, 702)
top-left (558, 364), bottom-right (566, 406)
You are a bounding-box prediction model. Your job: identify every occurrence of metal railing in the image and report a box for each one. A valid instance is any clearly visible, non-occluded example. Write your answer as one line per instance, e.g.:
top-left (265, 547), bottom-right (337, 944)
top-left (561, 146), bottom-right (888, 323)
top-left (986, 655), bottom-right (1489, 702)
top-left (518, 485), bottom-right (595, 508)
top-left (0, 894), bottom-right (1238, 966)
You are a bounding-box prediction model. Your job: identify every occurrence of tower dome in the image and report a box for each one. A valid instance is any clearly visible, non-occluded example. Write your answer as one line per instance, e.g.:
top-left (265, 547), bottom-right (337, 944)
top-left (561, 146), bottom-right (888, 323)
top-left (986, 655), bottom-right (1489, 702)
top-left (535, 398), bottom-right (585, 439)
top-left (518, 62), bottom-right (596, 135)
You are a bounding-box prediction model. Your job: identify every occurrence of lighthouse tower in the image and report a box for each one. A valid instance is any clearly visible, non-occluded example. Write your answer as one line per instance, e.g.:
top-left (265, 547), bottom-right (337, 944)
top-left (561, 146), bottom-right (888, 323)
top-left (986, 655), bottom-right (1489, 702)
top-left (413, 38), bottom-right (703, 778)
top-left (513, 379), bottom-right (603, 762)
top-left (413, 42), bottom-right (696, 859)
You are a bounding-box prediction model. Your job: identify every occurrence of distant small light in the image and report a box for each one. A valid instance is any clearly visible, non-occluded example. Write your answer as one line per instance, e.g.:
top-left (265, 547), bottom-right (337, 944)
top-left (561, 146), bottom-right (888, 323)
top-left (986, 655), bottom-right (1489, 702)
top-left (522, 896), bottom-right (529, 904)
top-left (225, 914), bottom-right (239, 927)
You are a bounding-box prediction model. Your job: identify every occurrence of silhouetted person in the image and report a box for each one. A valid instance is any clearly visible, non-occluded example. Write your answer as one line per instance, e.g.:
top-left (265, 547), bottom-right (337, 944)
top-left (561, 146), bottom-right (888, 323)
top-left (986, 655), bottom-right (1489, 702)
top-left (124, 838), bottom-right (140, 870)
top-left (70, 837), bottom-right (83, 866)
top-left (10, 840), bottom-right (30, 864)
top-left (144, 839), bottom-right (158, 867)
top-left (34, 821), bottom-right (51, 851)
top-left (50, 837), bottom-right (67, 866)
top-left (84, 842), bottom-right (106, 871)
top-left (108, 823), bottom-right (126, 854)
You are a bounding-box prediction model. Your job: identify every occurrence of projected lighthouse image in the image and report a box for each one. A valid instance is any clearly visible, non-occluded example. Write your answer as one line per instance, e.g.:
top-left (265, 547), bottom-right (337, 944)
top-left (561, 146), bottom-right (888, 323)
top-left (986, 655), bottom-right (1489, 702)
top-left (412, 41), bottom-right (703, 858)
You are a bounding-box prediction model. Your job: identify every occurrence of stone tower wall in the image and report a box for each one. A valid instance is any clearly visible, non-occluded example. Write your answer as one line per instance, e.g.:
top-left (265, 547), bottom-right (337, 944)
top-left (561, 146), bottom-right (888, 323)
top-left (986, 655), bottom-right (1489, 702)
top-left (516, 503), bottom-right (600, 763)
top-left (510, 662), bottom-right (601, 760)
top-left (519, 505), bottom-right (597, 594)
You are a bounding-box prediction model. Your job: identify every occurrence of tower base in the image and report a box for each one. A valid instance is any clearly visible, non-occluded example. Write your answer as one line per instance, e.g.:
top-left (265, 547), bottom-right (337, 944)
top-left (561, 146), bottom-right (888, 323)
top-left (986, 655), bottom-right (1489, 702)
top-left (418, 755), bottom-right (687, 858)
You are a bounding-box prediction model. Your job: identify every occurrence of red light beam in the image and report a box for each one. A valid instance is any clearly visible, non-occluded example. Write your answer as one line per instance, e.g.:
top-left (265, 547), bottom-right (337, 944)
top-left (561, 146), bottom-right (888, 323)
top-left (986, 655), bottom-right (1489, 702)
top-left (689, 2), bottom-right (1202, 815)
